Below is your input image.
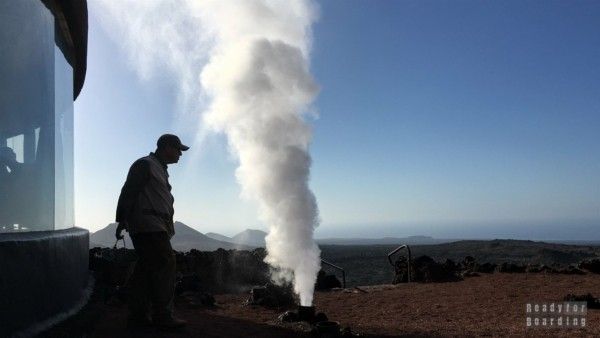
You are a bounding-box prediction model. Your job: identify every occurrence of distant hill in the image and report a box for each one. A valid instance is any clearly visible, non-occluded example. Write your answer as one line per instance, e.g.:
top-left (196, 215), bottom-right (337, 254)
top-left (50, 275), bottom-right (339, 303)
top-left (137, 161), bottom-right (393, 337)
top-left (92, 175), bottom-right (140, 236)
top-left (206, 232), bottom-right (233, 243)
top-left (201, 231), bottom-right (455, 247)
top-left (89, 222), bottom-right (251, 251)
top-left (544, 240), bottom-right (600, 246)
top-left (232, 229), bottom-right (267, 247)
top-left (316, 235), bottom-right (454, 246)
top-left (321, 239), bottom-right (600, 265)
top-left (410, 239), bottom-right (600, 264)
top-left (205, 229), bottom-right (268, 247)
top-left (171, 222), bottom-right (253, 251)
top-left (319, 239), bottom-right (600, 286)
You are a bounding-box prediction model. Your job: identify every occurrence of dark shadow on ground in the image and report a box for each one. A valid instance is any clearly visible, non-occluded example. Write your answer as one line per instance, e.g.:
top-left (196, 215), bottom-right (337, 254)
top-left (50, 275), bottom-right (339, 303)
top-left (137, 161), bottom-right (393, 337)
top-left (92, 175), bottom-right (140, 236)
top-left (40, 277), bottom-right (309, 338)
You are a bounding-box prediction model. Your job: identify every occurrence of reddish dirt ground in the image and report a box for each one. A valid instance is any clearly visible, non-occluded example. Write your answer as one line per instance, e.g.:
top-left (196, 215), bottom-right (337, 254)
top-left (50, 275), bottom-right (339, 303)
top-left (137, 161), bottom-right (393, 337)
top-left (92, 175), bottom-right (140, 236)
top-left (44, 273), bottom-right (600, 337)
top-left (313, 273), bottom-right (600, 337)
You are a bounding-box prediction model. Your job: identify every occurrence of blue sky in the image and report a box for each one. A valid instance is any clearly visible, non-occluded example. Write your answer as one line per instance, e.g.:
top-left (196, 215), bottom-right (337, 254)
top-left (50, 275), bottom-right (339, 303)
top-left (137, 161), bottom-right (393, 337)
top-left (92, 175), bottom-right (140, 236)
top-left (76, 0), bottom-right (600, 239)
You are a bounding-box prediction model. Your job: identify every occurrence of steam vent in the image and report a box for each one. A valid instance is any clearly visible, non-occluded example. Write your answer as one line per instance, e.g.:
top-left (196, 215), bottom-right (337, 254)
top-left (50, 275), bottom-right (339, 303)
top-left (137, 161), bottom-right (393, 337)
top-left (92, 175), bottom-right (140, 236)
top-left (0, 0), bottom-right (89, 336)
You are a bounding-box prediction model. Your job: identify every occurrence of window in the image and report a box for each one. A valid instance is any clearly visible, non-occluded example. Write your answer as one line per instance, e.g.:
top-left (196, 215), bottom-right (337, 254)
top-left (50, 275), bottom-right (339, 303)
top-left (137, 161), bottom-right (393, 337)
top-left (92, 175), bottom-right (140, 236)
top-left (0, 0), bottom-right (74, 232)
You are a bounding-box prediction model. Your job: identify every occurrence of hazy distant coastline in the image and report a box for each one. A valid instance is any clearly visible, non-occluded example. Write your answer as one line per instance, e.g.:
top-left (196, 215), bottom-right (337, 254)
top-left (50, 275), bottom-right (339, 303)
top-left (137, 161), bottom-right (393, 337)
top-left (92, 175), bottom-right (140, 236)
top-left (89, 220), bottom-right (600, 251)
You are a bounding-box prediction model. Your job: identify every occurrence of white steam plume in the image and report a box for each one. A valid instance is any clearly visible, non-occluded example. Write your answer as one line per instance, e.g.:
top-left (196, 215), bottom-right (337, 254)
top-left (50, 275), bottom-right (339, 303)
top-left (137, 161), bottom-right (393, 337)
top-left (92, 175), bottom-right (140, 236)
top-left (94, 1), bottom-right (322, 305)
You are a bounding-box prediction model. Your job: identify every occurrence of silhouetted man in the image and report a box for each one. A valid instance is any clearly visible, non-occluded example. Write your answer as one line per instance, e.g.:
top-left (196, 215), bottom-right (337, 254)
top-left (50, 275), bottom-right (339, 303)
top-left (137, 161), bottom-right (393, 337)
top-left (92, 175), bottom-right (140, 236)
top-left (0, 146), bottom-right (15, 183)
top-left (0, 146), bottom-right (20, 177)
top-left (115, 134), bottom-right (189, 329)
top-left (0, 147), bottom-right (20, 231)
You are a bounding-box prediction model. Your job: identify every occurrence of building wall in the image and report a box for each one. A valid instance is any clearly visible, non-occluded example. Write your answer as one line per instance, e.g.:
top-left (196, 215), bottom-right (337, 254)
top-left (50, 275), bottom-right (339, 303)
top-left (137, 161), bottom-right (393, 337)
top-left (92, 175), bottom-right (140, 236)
top-left (0, 228), bottom-right (90, 336)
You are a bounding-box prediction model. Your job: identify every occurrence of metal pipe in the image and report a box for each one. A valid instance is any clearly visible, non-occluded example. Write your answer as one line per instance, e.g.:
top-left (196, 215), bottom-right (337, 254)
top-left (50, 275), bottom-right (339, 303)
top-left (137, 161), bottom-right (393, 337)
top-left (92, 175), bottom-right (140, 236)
top-left (387, 244), bottom-right (412, 282)
top-left (321, 259), bottom-right (346, 288)
top-left (298, 305), bottom-right (315, 322)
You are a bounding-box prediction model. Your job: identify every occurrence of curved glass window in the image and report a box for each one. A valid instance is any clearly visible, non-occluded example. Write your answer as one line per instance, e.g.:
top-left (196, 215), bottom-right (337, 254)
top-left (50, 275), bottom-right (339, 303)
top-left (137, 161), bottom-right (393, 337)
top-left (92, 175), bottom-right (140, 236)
top-left (0, 0), bottom-right (74, 232)
top-left (54, 20), bottom-right (75, 230)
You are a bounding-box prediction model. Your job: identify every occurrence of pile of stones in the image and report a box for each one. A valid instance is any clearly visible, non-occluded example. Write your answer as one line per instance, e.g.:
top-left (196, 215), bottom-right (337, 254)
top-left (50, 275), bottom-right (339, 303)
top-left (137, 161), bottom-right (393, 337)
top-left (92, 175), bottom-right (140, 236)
top-left (174, 248), bottom-right (271, 293)
top-left (393, 255), bottom-right (464, 283)
top-left (578, 259), bottom-right (600, 273)
top-left (392, 254), bottom-right (600, 284)
top-left (247, 283), bottom-right (297, 308)
top-left (315, 270), bottom-right (342, 290)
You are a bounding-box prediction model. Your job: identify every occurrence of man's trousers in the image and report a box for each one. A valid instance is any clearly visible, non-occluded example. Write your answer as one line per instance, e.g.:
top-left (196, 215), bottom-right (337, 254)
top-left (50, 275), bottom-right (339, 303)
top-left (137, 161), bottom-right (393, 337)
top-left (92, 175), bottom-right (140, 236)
top-left (128, 231), bottom-right (176, 320)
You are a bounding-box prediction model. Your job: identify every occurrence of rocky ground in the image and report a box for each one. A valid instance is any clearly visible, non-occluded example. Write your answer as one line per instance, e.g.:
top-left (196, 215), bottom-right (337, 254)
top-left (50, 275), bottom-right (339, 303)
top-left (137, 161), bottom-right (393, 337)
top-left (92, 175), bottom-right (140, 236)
top-left (42, 272), bottom-right (600, 337)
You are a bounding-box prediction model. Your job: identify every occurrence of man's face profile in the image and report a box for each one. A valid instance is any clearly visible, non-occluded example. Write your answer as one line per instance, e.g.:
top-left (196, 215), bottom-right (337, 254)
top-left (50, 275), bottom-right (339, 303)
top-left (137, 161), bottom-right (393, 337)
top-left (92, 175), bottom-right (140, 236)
top-left (163, 145), bottom-right (182, 164)
top-left (0, 147), bottom-right (17, 165)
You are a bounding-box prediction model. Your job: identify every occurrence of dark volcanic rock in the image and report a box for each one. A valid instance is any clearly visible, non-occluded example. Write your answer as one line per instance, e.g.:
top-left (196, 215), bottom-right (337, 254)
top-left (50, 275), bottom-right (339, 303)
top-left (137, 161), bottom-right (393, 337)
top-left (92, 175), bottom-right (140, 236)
top-left (341, 326), bottom-right (360, 337)
top-left (247, 283), bottom-right (296, 308)
top-left (460, 256), bottom-right (477, 272)
top-left (443, 259), bottom-right (458, 272)
top-left (458, 256), bottom-right (484, 277)
top-left (91, 247), bottom-right (270, 296)
top-left (179, 291), bottom-right (215, 308)
top-left (314, 312), bottom-right (329, 322)
top-left (89, 246), bottom-right (137, 303)
top-left (564, 293), bottom-right (600, 309)
top-left (315, 270), bottom-right (342, 290)
top-left (497, 262), bottom-right (527, 273)
top-left (278, 310), bottom-right (298, 322)
top-left (408, 255), bottom-right (462, 283)
top-left (89, 247), bottom-right (137, 286)
top-left (476, 262), bottom-right (497, 273)
top-left (278, 310), bottom-right (328, 324)
top-left (556, 265), bottom-right (586, 275)
top-left (539, 265), bottom-right (557, 273)
top-left (175, 248), bottom-right (270, 293)
top-left (176, 273), bottom-right (203, 295)
top-left (578, 259), bottom-right (600, 274)
top-left (456, 256), bottom-right (496, 274)
top-left (461, 271), bottom-right (480, 277)
top-left (393, 255), bottom-right (482, 283)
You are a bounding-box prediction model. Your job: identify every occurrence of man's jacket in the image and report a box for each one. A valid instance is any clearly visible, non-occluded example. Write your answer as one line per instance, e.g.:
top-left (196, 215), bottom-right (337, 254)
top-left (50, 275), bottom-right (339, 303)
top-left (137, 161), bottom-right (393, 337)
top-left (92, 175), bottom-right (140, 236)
top-left (116, 153), bottom-right (175, 237)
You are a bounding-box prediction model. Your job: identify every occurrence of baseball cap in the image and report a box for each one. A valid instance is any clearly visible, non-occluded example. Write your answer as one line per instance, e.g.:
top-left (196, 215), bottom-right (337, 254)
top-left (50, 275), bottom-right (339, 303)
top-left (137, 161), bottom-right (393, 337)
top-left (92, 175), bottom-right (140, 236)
top-left (157, 134), bottom-right (190, 151)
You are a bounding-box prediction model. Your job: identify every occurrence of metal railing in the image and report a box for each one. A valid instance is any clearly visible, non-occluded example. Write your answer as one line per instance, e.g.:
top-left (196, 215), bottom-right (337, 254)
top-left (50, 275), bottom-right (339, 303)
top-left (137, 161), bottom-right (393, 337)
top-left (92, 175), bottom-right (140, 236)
top-left (387, 244), bottom-right (412, 282)
top-left (321, 259), bottom-right (346, 288)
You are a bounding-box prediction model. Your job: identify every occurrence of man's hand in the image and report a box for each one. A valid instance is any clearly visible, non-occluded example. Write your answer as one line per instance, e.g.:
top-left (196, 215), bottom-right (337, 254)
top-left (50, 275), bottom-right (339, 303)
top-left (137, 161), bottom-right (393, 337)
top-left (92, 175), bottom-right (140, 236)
top-left (116, 222), bottom-right (127, 240)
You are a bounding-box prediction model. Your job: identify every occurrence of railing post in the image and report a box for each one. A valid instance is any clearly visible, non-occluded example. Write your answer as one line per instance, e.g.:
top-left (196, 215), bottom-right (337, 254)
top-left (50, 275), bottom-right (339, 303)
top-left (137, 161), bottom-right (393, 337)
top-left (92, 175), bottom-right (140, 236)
top-left (321, 259), bottom-right (346, 288)
top-left (387, 244), bottom-right (412, 282)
